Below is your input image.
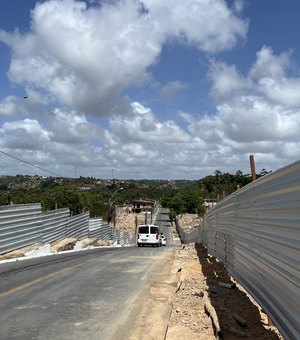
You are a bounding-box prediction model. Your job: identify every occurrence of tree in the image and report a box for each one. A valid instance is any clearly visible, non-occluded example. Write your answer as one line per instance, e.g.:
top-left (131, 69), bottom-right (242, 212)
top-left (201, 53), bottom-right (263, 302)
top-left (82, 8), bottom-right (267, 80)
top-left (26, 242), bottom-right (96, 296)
top-left (258, 169), bottom-right (272, 177)
top-left (168, 196), bottom-right (184, 215)
top-left (42, 187), bottom-right (84, 214)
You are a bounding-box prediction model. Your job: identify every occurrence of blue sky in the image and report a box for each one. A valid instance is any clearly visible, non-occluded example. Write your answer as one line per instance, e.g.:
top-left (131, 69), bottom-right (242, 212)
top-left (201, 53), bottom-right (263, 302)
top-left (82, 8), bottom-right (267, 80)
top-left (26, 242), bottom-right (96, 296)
top-left (0, 0), bottom-right (300, 179)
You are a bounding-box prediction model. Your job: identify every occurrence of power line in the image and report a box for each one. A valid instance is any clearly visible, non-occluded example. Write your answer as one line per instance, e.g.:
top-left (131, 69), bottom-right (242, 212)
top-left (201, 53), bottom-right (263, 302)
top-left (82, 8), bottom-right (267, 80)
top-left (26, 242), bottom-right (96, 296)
top-left (0, 150), bottom-right (63, 177)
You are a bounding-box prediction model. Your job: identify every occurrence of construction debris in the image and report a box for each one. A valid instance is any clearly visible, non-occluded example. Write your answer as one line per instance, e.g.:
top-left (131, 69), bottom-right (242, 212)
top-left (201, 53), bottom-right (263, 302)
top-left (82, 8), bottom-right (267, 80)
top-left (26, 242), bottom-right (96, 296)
top-left (114, 213), bottom-right (145, 234)
top-left (177, 214), bottom-right (202, 231)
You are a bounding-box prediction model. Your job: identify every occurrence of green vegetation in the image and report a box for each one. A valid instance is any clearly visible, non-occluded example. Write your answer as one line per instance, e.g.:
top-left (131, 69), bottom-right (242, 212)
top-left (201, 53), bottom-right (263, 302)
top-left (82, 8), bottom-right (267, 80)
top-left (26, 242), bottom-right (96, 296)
top-left (0, 176), bottom-right (180, 218)
top-left (0, 169), bottom-right (271, 218)
top-left (161, 169), bottom-right (272, 220)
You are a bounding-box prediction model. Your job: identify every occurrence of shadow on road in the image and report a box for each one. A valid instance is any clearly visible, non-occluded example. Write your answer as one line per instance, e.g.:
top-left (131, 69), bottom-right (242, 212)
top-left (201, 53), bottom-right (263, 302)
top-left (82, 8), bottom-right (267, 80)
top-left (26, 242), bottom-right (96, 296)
top-left (156, 218), bottom-right (170, 223)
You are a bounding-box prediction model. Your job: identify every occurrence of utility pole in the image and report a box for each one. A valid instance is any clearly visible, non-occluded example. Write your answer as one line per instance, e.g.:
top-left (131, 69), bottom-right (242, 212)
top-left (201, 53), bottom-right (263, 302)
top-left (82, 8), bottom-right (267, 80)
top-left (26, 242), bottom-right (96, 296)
top-left (249, 155), bottom-right (256, 181)
top-left (108, 187), bottom-right (124, 228)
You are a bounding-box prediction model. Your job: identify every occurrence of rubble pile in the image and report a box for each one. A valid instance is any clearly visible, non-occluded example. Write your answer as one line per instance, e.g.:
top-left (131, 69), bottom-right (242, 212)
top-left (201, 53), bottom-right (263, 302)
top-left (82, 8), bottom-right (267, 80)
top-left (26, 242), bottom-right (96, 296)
top-left (167, 244), bottom-right (215, 340)
top-left (177, 213), bottom-right (202, 232)
top-left (96, 239), bottom-right (115, 246)
top-left (115, 213), bottom-right (146, 234)
top-left (51, 237), bottom-right (77, 252)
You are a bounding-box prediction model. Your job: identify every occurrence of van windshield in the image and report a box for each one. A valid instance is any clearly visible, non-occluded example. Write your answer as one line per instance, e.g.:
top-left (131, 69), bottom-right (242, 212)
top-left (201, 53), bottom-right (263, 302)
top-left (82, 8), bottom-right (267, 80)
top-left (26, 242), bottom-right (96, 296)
top-left (150, 226), bottom-right (158, 234)
top-left (139, 226), bottom-right (149, 233)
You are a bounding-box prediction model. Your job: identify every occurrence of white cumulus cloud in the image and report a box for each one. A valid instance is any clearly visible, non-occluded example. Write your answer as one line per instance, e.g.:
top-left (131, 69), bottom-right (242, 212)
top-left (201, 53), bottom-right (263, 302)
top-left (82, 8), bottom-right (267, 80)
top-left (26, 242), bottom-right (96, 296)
top-left (0, 0), bottom-right (248, 116)
top-left (0, 118), bottom-right (51, 150)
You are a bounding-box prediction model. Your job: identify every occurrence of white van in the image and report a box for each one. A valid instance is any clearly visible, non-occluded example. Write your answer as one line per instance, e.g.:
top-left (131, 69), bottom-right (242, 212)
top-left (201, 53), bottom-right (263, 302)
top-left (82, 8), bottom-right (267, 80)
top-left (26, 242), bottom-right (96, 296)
top-left (137, 224), bottom-right (161, 247)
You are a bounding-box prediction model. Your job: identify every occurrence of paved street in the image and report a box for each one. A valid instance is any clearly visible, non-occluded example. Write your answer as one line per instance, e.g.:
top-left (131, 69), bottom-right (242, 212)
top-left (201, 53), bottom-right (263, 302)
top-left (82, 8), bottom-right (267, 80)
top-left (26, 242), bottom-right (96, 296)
top-left (0, 236), bottom-right (175, 339)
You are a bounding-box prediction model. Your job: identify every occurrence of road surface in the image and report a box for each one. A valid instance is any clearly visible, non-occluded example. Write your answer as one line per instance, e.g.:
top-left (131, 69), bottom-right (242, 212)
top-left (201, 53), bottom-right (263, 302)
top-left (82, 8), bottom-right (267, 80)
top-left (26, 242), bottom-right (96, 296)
top-left (0, 210), bottom-right (177, 340)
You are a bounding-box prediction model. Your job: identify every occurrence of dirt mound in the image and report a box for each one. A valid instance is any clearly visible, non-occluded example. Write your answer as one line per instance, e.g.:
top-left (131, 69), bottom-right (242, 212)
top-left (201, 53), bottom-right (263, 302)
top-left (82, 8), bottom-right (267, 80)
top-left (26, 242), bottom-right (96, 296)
top-left (167, 219), bottom-right (283, 340)
top-left (177, 213), bottom-right (202, 232)
top-left (115, 213), bottom-right (148, 234)
top-left (166, 244), bottom-right (215, 340)
top-left (0, 243), bottom-right (44, 260)
top-left (50, 237), bottom-right (78, 252)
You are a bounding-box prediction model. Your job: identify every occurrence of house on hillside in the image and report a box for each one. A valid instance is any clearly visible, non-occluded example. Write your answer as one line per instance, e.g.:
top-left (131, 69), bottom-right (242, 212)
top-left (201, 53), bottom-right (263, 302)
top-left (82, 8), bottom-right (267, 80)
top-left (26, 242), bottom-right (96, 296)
top-left (115, 199), bottom-right (156, 215)
top-left (131, 199), bottom-right (156, 214)
top-left (204, 198), bottom-right (217, 210)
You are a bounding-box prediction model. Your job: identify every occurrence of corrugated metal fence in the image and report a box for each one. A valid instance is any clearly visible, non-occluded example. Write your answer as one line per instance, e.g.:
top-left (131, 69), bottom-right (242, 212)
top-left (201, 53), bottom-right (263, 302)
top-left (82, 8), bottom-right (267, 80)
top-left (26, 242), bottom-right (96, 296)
top-left (42, 208), bottom-right (70, 244)
top-left (0, 204), bottom-right (42, 254)
top-left (89, 218), bottom-right (112, 240)
top-left (0, 205), bottom-right (135, 255)
top-left (176, 160), bottom-right (300, 340)
top-left (67, 212), bottom-right (90, 239)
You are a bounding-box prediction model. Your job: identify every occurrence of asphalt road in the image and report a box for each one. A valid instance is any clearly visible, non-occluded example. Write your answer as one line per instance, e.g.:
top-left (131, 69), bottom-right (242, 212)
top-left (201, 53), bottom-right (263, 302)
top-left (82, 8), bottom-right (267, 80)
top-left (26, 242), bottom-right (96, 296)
top-left (155, 207), bottom-right (173, 246)
top-left (0, 210), bottom-right (176, 340)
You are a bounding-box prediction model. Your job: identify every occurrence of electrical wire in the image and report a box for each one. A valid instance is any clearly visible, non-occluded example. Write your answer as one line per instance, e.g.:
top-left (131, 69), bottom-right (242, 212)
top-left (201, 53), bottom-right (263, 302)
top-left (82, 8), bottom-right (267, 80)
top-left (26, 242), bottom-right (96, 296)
top-left (0, 150), bottom-right (63, 177)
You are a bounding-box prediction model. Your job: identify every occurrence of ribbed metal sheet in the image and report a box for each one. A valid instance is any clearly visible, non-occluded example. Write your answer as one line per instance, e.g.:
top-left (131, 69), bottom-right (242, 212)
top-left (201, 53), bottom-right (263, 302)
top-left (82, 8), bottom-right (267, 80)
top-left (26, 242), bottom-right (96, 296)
top-left (175, 218), bottom-right (187, 243)
top-left (89, 219), bottom-right (112, 240)
top-left (127, 232), bottom-right (136, 245)
top-left (120, 231), bottom-right (129, 246)
top-left (89, 218), bottom-right (103, 231)
top-left (0, 204), bottom-right (134, 253)
top-left (118, 230), bottom-right (125, 246)
top-left (67, 212), bottom-right (89, 239)
top-left (184, 227), bottom-right (200, 244)
top-left (175, 218), bottom-right (203, 244)
top-left (215, 231), bottom-right (225, 262)
top-left (114, 229), bottom-right (122, 245)
top-left (129, 232), bottom-right (135, 244)
top-left (42, 208), bottom-right (69, 243)
top-left (100, 224), bottom-right (112, 240)
top-left (0, 204), bottom-right (42, 254)
top-left (114, 229), bottom-right (131, 245)
top-left (203, 161), bottom-right (300, 340)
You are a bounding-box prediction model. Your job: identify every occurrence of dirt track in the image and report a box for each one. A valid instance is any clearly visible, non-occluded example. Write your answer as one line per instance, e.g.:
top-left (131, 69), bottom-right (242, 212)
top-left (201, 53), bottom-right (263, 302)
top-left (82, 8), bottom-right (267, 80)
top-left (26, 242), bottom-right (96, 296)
top-left (165, 214), bottom-right (283, 340)
top-left (166, 243), bottom-right (283, 340)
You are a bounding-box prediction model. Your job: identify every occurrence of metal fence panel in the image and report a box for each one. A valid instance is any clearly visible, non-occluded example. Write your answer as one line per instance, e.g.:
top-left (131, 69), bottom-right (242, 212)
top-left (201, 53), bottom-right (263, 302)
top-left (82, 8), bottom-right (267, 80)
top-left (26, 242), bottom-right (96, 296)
top-left (0, 203), bottom-right (135, 254)
top-left (215, 231), bottom-right (225, 262)
top-left (67, 212), bottom-right (89, 239)
top-left (128, 233), bottom-right (136, 245)
top-left (203, 161), bottom-right (300, 340)
top-left (117, 230), bottom-right (124, 246)
top-left (114, 229), bottom-right (121, 244)
top-left (89, 218), bottom-right (111, 240)
top-left (42, 208), bottom-right (69, 243)
top-left (185, 227), bottom-right (201, 244)
top-left (175, 161), bottom-right (300, 339)
top-left (0, 204), bottom-right (42, 255)
top-left (88, 219), bottom-right (134, 245)
top-left (175, 218), bottom-right (186, 243)
top-left (100, 224), bottom-right (112, 240)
